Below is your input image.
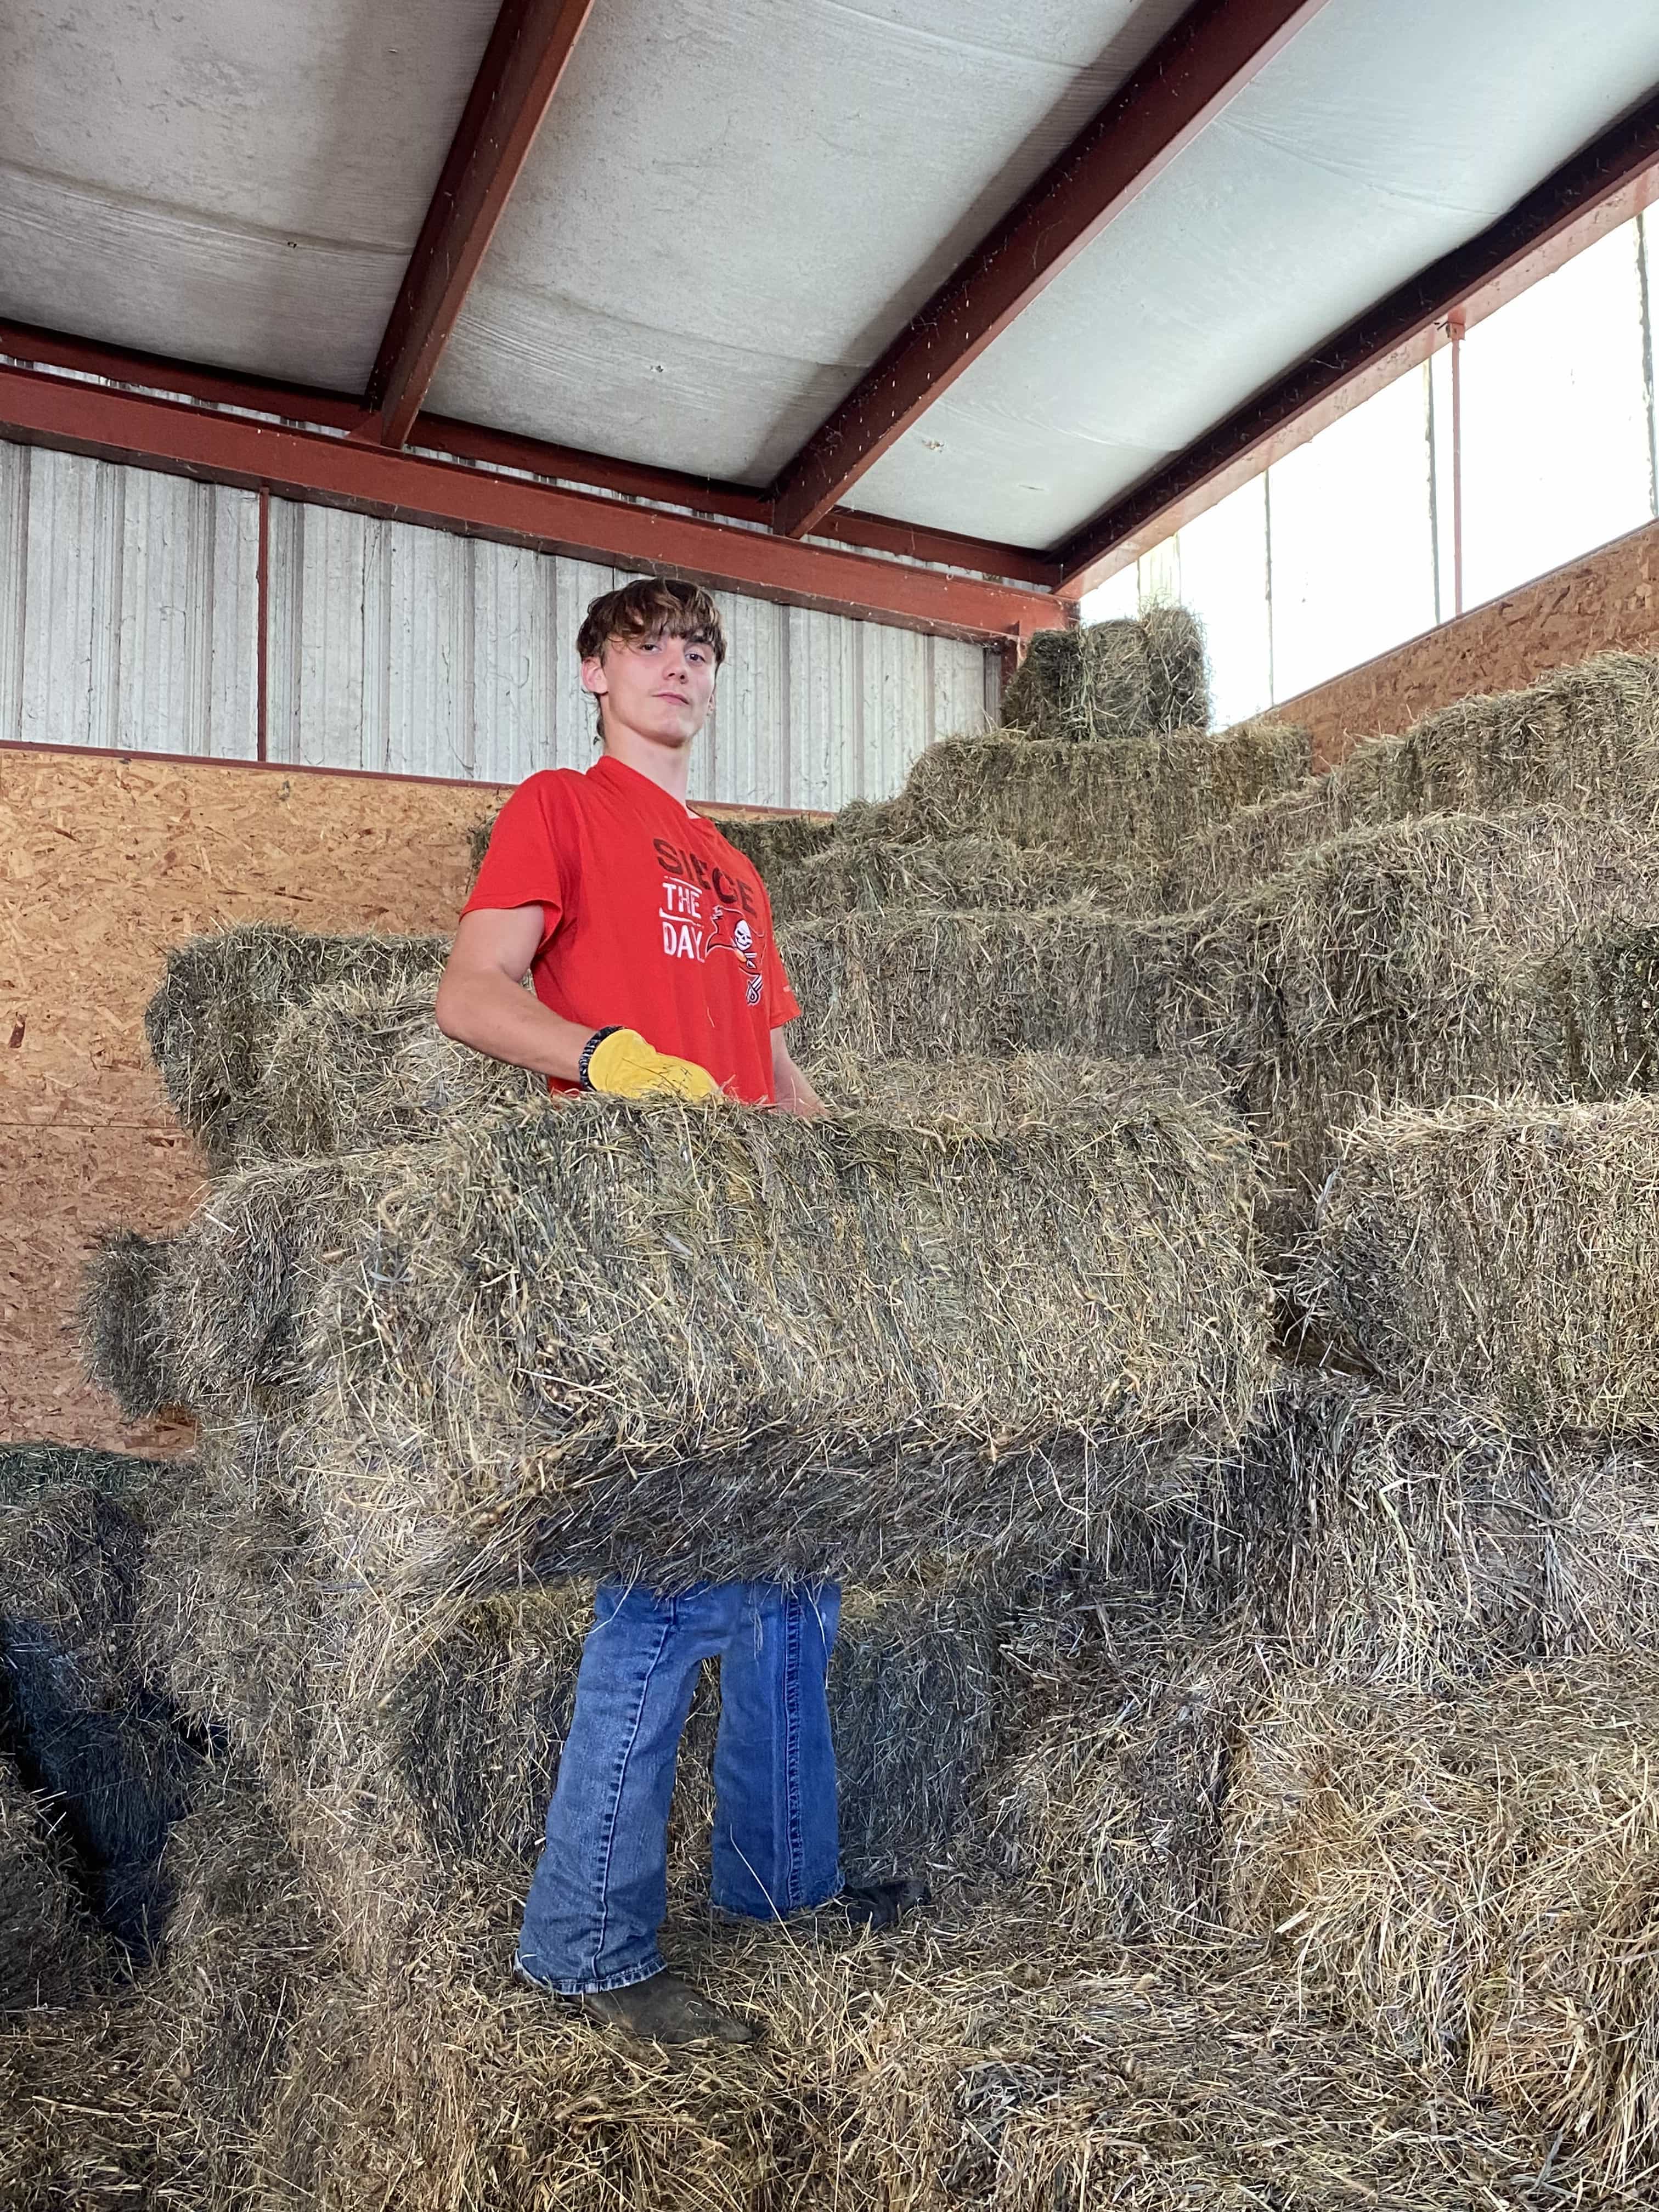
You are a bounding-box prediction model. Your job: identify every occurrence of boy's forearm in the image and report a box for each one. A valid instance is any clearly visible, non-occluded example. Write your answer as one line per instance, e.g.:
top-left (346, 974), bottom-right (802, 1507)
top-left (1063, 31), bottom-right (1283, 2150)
top-left (436, 966), bottom-right (594, 1083)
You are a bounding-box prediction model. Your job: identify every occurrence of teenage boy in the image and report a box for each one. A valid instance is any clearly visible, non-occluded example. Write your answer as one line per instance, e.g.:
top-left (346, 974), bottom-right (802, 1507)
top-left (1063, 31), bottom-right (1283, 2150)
top-left (436, 578), bottom-right (921, 2047)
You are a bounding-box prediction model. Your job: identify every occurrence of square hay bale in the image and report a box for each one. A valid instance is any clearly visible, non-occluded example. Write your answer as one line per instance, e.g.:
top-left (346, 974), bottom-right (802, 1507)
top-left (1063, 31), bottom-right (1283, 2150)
top-left (144, 923), bottom-right (448, 1169)
top-left (1167, 1370), bottom-right (1659, 1689)
top-left (1000, 607), bottom-right (1210, 742)
top-left (1159, 732), bottom-right (1409, 910)
top-left (0, 1447), bottom-right (204, 1955)
top-left (78, 1232), bottom-right (188, 1422)
top-left (766, 832), bottom-right (1139, 926)
top-left (1180, 806), bottom-right (1659, 1229)
top-left (0, 1760), bottom-right (116, 2012)
top-left (140, 1449), bottom-right (1057, 1960)
top-left (135, 1075), bottom-right (1267, 1592)
top-left (782, 909), bottom-right (1198, 1064)
top-left (975, 1605), bottom-right (1273, 1944)
top-left (1537, 918), bottom-right (1659, 1096)
top-left (860, 719), bottom-right (1308, 865)
top-left (1228, 1658), bottom-right (1659, 2188)
top-left (207, 1889), bottom-right (1548, 2212)
top-left (1300, 1094), bottom-right (1659, 1437)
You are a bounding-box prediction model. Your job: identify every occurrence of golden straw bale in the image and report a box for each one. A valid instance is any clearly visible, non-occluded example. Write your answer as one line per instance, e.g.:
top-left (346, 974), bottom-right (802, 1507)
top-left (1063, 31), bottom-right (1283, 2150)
top-left (1229, 1658), bottom-right (1659, 2188)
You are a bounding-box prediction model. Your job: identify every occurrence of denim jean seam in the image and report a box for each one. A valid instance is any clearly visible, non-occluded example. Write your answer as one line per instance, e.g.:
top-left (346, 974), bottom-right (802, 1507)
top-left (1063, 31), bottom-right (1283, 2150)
top-left (782, 1595), bottom-right (804, 1912)
top-left (521, 1949), bottom-right (667, 1999)
top-left (586, 1612), bottom-right (676, 1985)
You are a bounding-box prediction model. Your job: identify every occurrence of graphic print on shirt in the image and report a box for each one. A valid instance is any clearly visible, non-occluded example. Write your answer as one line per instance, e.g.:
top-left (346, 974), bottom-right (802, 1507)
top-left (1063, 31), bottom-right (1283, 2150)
top-left (657, 873), bottom-right (765, 1006)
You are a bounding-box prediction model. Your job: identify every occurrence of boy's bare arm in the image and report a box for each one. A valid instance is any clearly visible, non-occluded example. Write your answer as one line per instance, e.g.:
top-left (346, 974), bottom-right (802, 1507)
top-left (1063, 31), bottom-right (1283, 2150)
top-left (770, 1029), bottom-right (823, 1118)
top-left (436, 908), bottom-right (596, 1082)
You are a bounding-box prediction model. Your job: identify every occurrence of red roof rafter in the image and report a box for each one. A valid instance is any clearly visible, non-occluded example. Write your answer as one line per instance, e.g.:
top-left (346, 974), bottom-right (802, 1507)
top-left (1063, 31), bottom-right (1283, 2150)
top-left (767, 0), bottom-right (1332, 541)
top-left (367, 0), bottom-right (596, 448)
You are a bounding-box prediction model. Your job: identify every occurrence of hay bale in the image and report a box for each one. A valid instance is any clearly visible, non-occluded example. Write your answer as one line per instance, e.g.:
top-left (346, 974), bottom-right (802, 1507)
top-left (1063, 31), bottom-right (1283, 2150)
top-left (977, 1605), bottom-right (1271, 1944)
top-left (863, 719), bottom-right (1308, 864)
top-left (227, 1892), bottom-right (1547, 2212)
top-left (711, 809), bottom-right (839, 880)
top-left (1181, 806), bottom-right (1659, 1227)
top-left (766, 832), bottom-right (1137, 926)
top-left (1228, 1658), bottom-right (1659, 2187)
top-left (1537, 918), bottom-right (1659, 1096)
top-left (141, 1071), bottom-right (1267, 1591)
top-left (1000, 608), bottom-right (1210, 743)
top-left (0, 1447), bottom-right (202, 1955)
top-left (1301, 1094), bottom-right (1659, 1437)
top-left (1162, 649), bottom-right (1659, 909)
top-left (144, 922), bottom-right (447, 1168)
top-left (143, 1456), bottom-right (1047, 1957)
top-left (0, 1760), bottom-right (115, 2011)
top-left (783, 910), bottom-right (1196, 1064)
top-left (1165, 1370), bottom-right (1659, 1688)
top-left (78, 1231), bottom-right (187, 1420)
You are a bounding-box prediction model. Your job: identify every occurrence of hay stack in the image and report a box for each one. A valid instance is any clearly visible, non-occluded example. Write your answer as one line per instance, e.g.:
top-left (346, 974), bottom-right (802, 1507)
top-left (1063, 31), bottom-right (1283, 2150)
top-left (860, 718), bottom-right (1308, 865)
top-left (77, 1233), bottom-right (185, 1422)
top-left (1302, 1094), bottom-right (1659, 1436)
top-left (1228, 1659), bottom-right (1659, 2188)
top-left (1000, 607), bottom-right (1210, 742)
top-left (1181, 805), bottom-right (1659, 1223)
top-left (1163, 648), bottom-right (1659, 908)
top-left (104, 1070), bottom-right (1266, 1592)
top-left (0, 1447), bottom-right (202, 1954)
top-left (206, 1888), bottom-right (1547, 2212)
top-left (145, 922), bottom-right (447, 1167)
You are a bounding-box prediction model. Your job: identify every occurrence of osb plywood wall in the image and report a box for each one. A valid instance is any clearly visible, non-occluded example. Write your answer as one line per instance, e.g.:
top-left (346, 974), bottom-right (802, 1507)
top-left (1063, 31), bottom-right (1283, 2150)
top-left (2, 748), bottom-right (509, 1453)
top-left (1283, 514), bottom-right (1659, 771)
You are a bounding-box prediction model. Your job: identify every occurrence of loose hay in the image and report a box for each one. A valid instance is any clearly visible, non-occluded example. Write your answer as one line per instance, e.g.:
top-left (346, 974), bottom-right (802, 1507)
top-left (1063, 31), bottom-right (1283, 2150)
top-left (145, 922), bottom-right (448, 1167)
top-left (136, 1072), bottom-right (1267, 1590)
top-left (0, 1760), bottom-right (115, 2011)
top-left (1229, 1658), bottom-right (1659, 2188)
top-left (1301, 1094), bottom-right (1659, 1436)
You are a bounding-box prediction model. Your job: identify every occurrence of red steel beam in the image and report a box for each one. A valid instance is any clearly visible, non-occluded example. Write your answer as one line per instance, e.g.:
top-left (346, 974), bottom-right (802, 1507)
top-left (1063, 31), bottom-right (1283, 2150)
top-left (0, 319), bottom-right (1059, 586)
top-left (1054, 87), bottom-right (1659, 596)
top-left (0, 362), bottom-right (1064, 644)
top-left (769, 0), bottom-right (1332, 541)
top-left (368, 0), bottom-right (596, 447)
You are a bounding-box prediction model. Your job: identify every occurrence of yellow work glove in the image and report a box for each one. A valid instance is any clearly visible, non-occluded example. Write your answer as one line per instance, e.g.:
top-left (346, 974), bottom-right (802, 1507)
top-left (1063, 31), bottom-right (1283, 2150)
top-left (579, 1026), bottom-right (721, 1103)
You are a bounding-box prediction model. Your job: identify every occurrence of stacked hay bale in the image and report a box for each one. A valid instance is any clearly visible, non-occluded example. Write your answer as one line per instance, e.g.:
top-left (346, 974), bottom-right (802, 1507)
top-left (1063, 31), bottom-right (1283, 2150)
top-left (57, 614), bottom-right (1659, 2202)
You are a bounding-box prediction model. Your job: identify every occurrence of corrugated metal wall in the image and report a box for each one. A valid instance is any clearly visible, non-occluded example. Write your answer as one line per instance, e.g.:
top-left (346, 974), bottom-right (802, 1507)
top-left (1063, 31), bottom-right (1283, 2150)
top-left (1, 438), bottom-right (998, 806)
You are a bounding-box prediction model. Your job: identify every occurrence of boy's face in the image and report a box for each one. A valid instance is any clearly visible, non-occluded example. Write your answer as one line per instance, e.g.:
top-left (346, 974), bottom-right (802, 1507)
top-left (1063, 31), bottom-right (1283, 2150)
top-left (582, 627), bottom-right (717, 753)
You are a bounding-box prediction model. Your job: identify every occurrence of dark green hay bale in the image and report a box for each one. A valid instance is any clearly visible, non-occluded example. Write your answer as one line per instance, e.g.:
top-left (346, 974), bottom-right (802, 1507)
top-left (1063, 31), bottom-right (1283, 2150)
top-left (79, 1231), bottom-right (187, 1420)
top-left (145, 922), bottom-right (448, 1169)
top-left (0, 1449), bottom-right (204, 1956)
top-left (146, 1071), bottom-right (1268, 1593)
top-left (1301, 1094), bottom-right (1659, 1437)
top-left (0, 1758), bottom-right (116, 2011)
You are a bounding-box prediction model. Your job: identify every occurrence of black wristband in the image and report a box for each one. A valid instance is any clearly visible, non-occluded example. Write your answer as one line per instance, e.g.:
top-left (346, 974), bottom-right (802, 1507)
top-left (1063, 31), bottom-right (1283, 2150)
top-left (578, 1026), bottom-right (622, 1090)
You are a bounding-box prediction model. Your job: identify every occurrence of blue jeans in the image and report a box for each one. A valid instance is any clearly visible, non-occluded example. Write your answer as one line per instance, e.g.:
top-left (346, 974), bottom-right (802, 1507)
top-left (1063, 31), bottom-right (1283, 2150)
top-left (518, 1579), bottom-right (843, 1994)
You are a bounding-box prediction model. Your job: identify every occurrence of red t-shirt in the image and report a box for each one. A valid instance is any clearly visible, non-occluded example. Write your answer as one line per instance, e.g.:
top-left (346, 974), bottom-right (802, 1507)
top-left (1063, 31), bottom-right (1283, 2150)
top-left (461, 753), bottom-right (799, 1105)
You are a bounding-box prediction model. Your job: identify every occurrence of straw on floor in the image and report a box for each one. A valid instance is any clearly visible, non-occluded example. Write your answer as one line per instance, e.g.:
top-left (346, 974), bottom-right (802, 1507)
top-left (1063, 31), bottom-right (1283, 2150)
top-left (1228, 1657), bottom-right (1659, 2190)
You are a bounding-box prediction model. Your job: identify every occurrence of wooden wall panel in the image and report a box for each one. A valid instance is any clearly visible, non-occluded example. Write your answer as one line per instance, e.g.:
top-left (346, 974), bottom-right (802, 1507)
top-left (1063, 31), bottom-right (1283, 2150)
top-left (1280, 515), bottom-right (1659, 771)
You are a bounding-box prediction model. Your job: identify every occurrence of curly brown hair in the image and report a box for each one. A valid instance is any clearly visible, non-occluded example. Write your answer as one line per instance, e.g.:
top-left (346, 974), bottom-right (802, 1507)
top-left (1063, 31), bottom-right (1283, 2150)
top-left (575, 578), bottom-right (727, 741)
